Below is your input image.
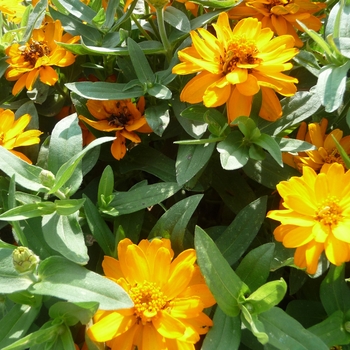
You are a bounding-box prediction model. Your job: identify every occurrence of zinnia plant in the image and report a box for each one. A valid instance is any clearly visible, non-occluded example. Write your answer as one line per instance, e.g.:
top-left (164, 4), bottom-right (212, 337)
top-left (172, 12), bottom-right (299, 122)
top-left (2, 0), bottom-right (350, 349)
top-left (87, 238), bottom-right (215, 349)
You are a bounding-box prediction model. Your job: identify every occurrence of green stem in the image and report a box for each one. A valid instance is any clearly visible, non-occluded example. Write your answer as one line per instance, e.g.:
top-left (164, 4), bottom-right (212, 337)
top-left (156, 7), bottom-right (172, 63)
top-left (131, 14), bottom-right (153, 41)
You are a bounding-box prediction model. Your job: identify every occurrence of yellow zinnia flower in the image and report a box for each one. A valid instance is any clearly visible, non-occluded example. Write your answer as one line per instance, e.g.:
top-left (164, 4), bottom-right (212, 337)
top-left (0, 109), bottom-right (42, 164)
top-left (0, 0), bottom-right (26, 23)
top-left (228, 0), bottom-right (326, 47)
top-left (172, 13), bottom-right (298, 122)
top-left (87, 238), bottom-right (216, 349)
top-left (79, 97), bottom-right (153, 160)
top-left (283, 118), bottom-right (350, 173)
top-left (267, 163), bottom-right (350, 274)
top-left (5, 20), bottom-right (80, 95)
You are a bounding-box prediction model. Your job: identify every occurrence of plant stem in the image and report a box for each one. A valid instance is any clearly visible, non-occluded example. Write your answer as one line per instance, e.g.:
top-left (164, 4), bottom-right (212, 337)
top-left (156, 7), bottom-right (172, 63)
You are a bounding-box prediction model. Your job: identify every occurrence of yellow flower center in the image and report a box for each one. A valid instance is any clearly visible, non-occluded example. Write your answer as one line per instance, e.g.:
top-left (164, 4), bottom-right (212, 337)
top-left (315, 196), bottom-right (342, 226)
top-left (129, 281), bottom-right (168, 325)
top-left (222, 37), bottom-right (260, 74)
top-left (20, 40), bottom-right (51, 67)
top-left (107, 101), bottom-right (132, 127)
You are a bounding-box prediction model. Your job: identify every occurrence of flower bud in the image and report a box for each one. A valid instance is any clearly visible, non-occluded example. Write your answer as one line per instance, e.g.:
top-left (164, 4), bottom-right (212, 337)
top-left (12, 247), bottom-right (39, 273)
top-left (39, 169), bottom-right (56, 188)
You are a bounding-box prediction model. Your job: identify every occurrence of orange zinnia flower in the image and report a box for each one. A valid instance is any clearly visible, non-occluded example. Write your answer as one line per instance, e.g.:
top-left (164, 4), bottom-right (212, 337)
top-left (283, 118), bottom-right (350, 173)
top-left (5, 20), bottom-right (80, 95)
top-left (228, 0), bottom-right (326, 47)
top-left (172, 12), bottom-right (298, 122)
top-left (87, 238), bottom-right (215, 349)
top-left (78, 97), bottom-right (152, 160)
top-left (267, 163), bottom-right (350, 274)
top-left (0, 109), bottom-right (42, 164)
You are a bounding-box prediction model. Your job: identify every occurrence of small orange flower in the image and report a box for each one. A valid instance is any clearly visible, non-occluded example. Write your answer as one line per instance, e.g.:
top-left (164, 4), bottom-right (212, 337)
top-left (5, 20), bottom-right (80, 95)
top-left (172, 12), bottom-right (298, 122)
top-left (0, 109), bottom-right (42, 164)
top-left (87, 238), bottom-right (215, 349)
top-left (283, 118), bottom-right (350, 173)
top-left (228, 0), bottom-right (326, 47)
top-left (79, 97), bottom-right (152, 160)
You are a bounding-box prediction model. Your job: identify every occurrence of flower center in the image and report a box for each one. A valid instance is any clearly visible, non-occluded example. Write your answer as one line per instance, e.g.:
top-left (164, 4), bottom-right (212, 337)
top-left (315, 196), bottom-right (342, 226)
top-left (324, 148), bottom-right (345, 167)
top-left (20, 40), bottom-right (51, 67)
top-left (107, 101), bottom-right (131, 127)
top-left (222, 37), bottom-right (260, 74)
top-left (129, 281), bottom-right (168, 325)
top-left (265, 0), bottom-right (292, 11)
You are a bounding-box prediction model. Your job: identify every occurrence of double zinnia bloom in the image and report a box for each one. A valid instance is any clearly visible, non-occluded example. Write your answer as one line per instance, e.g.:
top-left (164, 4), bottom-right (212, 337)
top-left (267, 163), bottom-right (350, 274)
top-left (0, 109), bottom-right (42, 163)
top-left (283, 118), bottom-right (350, 173)
top-left (79, 97), bottom-right (152, 160)
top-left (87, 238), bottom-right (215, 349)
top-left (228, 0), bottom-right (326, 47)
top-left (5, 20), bottom-right (80, 95)
top-left (172, 12), bottom-right (298, 122)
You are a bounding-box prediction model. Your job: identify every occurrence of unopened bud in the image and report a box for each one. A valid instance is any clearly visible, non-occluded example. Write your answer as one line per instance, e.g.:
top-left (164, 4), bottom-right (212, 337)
top-left (12, 247), bottom-right (39, 273)
top-left (39, 170), bottom-right (56, 188)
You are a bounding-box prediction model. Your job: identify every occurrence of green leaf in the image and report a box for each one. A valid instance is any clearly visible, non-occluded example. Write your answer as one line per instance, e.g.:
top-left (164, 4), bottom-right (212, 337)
top-left (0, 202), bottom-right (56, 221)
top-left (42, 212), bottom-right (89, 265)
top-left (149, 194), bottom-right (203, 253)
top-left (293, 50), bottom-right (321, 76)
top-left (49, 136), bottom-right (115, 194)
top-left (0, 147), bottom-right (47, 193)
top-left (145, 104), bottom-right (170, 136)
top-left (215, 196), bottom-right (267, 266)
top-left (217, 131), bottom-right (249, 170)
top-left (127, 37), bottom-right (155, 85)
top-left (176, 143), bottom-right (215, 186)
top-left (334, 37), bottom-right (350, 58)
top-left (320, 264), bottom-right (350, 316)
top-left (0, 303), bottom-right (41, 348)
top-left (22, 0), bottom-right (47, 42)
top-left (241, 304), bottom-right (269, 345)
top-left (204, 109), bottom-right (228, 136)
top-left (315, 61), bottom-right (350, 112)
top-left (55, 198), bottom-right (85, 216)
top-left (259, 307), bottom-right (329, 350)
top-left (253, 134), bottom-right (283, 167)
top-left (195, 226), bottom-right (249, 317)
top-left (243, 153), bottom-right (300, 189)
top-left (332, 133), bottom-right (350, 169)
top-left (47, 114), bottom-right (83, 195)
top-left (65, 82), bottom-right (144, 100)
top-left (236, 243), bottom-right (275, 292)
top-left (51, 0), bottom-right (97, 22)
top-left (164, 6), bottom-right (191, 32)
top-left (103, 182), bottom-right (182, 216)
top-left (191, 0), bottom-right (241, 8)
top-left (30, 256), bottom-right (133, 310)
top-left (275, 137), bottom-right (316, 152)
top-left (98, 165), bottom-right (115, 209)
top-left (0, 248), bottom-right (34, 293)
top-left (244, 279), bottom-right (287, 315)
top-left (181, 105), bottom-right (208, 122)
top-left (202, 306), bottom-right (241, 350)
top-left (308, 310), bottom-right (350, 347)
top-left (147, 83), bottom-right (172, 99)
top-left (83, 196), bottom-right (115, 256)
top-left (119, 145), bottom-right (176, 182)
top-left (49, 301), bottom-right (99, 326)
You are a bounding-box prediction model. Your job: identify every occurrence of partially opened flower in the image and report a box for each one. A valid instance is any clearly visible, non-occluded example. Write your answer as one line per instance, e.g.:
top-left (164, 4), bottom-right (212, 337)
top-left (87, 238), bottom-right (216, 349)
top-left (0, 109), bottom-right (42, 164)
top-left (5, 20), bottom-right (80, 95)
top-left (228, 0), bottom-right (326, 47)
top-left (267, 163), bottom-right (350, 274)
top-left (79, 97), bottom-right (152, 160)
top-left (172, 12), bottom-right (298, 122)
top-left (284, 118), bottom-right (350, 172)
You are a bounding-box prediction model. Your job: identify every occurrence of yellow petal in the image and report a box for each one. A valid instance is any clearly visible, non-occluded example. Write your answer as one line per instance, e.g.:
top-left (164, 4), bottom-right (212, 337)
top-left (283, 225), bottom-right (314, 247)
top-left (168, 297), bottom-right (203, 318)
top-left (152, 310), bottom-right (186, 339)
top-left (304, 241), bottom-right (324, 274)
